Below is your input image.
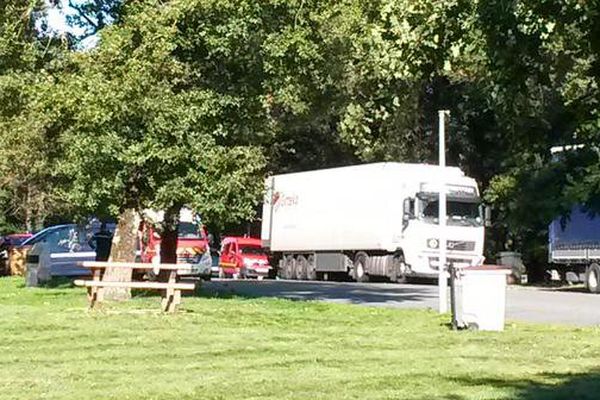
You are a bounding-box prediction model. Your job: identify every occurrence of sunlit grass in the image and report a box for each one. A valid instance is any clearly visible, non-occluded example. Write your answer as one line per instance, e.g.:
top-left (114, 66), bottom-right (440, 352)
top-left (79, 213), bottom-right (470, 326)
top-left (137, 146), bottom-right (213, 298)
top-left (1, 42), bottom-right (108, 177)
top-left (1, 276), bottom-right (600, 400)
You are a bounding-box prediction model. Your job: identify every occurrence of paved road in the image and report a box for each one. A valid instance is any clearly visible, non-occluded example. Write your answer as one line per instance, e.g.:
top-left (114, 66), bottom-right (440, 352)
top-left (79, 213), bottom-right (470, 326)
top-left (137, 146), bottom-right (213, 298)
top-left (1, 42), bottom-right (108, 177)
top-left (202, 279), bottom-right (600, 326)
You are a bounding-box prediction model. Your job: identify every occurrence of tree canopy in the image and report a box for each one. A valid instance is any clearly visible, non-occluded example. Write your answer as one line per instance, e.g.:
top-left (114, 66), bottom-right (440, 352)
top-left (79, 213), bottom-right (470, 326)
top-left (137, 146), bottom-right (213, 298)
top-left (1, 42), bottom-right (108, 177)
top-left (0, 0), bottom-right (599, 275)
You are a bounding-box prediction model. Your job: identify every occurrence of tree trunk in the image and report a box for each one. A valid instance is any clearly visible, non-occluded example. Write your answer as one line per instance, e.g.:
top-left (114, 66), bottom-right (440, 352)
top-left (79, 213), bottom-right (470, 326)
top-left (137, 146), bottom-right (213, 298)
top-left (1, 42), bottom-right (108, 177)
top-left (103, 208), bottom-right (140, 300)
top-left (34, 208), bottom-right (45, 233)
top-left (24, 185), bottom-right (33, 233)
top-left (159, 206), bottom-right (180, 281)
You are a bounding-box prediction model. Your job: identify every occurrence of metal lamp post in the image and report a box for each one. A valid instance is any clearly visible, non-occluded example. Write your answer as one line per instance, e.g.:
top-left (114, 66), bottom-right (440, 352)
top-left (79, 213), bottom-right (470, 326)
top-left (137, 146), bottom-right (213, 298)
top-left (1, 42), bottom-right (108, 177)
top-left (438, 110), bottom-right (450, 314)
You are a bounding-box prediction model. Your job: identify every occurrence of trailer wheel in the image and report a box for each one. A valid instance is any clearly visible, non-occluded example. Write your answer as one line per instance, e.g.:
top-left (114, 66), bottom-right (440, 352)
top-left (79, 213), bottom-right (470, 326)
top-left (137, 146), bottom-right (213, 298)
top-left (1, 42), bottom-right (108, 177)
top-left (295, 256), bottom-right (308, 280)
top-left (286, 256), bottom-right (295, 280)
top-left (279, 257), bottom-right (293, 280)
top-left (306, 255), bottom-right (317, 281)
top-left (277, 259), bottom-right (285, 279)
top-left (353, 253), bottom-right (370, 283)
top-left (585, 263), bottom-right (600, 294)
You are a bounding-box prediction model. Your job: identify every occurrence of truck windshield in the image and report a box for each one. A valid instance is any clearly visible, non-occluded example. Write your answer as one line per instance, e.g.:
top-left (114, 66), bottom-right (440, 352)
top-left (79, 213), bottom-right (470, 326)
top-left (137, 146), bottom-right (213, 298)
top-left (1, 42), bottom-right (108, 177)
top-left (178, 222), bottom-right (205, 239)
top-left (240, 246), bottom-right (265, 255)
top-left (419, 199), bottom-right (482, 226)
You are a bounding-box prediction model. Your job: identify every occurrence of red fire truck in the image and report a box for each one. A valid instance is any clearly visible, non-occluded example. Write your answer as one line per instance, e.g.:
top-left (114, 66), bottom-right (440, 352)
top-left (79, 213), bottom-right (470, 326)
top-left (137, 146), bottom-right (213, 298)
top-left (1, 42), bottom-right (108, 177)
top-left (139, 208), bottom-right (212, 279)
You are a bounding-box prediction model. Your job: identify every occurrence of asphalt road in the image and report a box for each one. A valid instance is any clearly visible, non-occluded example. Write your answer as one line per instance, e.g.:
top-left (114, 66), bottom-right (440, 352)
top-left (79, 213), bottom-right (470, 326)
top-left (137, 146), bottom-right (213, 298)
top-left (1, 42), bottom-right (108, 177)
top-left (202, 279), bottom-right (600, 327)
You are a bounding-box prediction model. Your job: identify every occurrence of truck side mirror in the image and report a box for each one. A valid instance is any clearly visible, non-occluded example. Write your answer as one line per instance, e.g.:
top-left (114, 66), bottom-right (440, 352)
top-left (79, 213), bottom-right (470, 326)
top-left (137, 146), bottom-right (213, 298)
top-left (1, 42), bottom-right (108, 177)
top-left (484, 205), bottom-right (492, 227)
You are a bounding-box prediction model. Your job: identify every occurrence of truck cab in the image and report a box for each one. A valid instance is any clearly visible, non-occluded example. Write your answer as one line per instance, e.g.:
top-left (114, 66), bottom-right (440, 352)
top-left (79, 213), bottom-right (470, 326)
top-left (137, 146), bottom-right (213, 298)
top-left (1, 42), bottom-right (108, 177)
top-left (400, 183), bottom-right (485, 277)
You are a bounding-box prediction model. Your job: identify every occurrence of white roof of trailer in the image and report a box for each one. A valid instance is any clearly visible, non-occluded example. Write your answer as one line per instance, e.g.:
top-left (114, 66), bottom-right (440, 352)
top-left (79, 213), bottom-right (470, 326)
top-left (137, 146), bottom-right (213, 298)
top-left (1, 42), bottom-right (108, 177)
top-left (272, 162), bottom-right (467, 180)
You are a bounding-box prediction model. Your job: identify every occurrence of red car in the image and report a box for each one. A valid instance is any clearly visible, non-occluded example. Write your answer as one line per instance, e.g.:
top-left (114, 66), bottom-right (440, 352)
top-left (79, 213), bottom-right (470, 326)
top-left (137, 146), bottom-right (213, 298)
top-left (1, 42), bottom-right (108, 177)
top-left (0, 233), bottom-right (32, 249)
top-left (218, 237), bottom-right (271, 279)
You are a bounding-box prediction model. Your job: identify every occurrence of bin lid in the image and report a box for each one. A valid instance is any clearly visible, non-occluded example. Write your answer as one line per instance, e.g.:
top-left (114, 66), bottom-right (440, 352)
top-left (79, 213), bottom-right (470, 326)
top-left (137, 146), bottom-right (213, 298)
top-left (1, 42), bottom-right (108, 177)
top-left (461, 265), bottom-right (512, 274)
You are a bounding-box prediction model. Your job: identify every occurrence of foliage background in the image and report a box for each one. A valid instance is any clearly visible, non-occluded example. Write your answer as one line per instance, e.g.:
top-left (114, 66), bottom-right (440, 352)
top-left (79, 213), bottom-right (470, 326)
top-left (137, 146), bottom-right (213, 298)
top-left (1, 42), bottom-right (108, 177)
top-left (0, 0), bottom-right (599, 277)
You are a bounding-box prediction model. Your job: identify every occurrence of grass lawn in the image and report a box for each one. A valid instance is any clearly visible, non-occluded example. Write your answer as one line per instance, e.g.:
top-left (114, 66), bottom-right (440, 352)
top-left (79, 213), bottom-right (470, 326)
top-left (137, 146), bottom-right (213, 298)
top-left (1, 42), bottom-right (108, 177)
top-left (1, 277), bottom-right (600, 400)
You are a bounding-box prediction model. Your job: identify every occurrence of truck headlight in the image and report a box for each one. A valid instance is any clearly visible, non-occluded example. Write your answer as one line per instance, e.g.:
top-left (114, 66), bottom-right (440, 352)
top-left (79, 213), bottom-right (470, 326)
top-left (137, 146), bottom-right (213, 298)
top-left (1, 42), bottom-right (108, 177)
top-left (199, 251), bottom-right (212, 269)
top-left (427, 238), bottom-right (439, 249)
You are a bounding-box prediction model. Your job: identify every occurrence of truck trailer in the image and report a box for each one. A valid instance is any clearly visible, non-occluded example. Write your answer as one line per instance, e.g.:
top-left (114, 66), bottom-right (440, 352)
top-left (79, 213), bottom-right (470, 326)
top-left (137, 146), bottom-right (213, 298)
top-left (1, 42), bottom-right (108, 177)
top-left (549, 206), bottom-right (600, 293)
top-left (261, 163), bottom-right (485, 282)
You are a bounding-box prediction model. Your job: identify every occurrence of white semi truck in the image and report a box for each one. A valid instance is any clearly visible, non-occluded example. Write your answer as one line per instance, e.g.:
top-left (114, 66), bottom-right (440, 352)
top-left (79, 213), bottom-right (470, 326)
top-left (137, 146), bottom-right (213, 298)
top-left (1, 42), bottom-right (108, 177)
top-left (261, 162), bottom-right (485, 282)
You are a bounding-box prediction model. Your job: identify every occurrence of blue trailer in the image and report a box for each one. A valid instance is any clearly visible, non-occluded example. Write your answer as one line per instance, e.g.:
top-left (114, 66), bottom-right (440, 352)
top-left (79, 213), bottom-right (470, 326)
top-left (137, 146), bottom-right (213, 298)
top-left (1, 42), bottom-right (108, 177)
top-left (549, 206), bottom-right (600, 293)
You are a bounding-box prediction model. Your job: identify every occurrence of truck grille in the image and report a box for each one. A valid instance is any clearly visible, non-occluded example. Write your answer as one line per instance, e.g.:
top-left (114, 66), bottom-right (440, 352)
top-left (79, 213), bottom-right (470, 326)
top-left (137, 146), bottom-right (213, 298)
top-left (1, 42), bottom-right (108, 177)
top-left (447, 240), bottom-right (475, 251)
top-left (429, 257), bottom-right (472, 270)
top-left (178, 255), bottom-right (201, 264)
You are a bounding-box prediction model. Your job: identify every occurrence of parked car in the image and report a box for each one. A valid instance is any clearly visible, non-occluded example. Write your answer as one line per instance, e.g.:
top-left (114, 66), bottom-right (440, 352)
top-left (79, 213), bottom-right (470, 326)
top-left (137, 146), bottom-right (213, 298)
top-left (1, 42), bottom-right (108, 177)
top-left (24, 223), bottom-right (115, 277)
top-left (1, 233), bottom-right (33, 248)
top-left (218, 236), bottom-right (271, 279)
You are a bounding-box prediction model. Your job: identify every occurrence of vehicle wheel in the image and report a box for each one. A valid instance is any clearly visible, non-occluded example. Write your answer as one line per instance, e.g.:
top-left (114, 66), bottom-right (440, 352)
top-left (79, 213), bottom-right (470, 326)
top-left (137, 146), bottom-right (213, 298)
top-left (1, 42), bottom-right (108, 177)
top-left (295, 256), bottom-right (308, 280)
top-left (239, 266), bottom-right (248, 280)
top-left (393, 254), bottom-right (407, 284)
top-left (467, 322), bottom-right (479, 331)
top-left (280, 256), bottom-right (294, 280)
top-left (306, 255), bottom-right (317, 281)
top-left (288, 257), bottom-right (296, 280)
top-left (268, 265), bottom-right (277, 280)
top-left (353, 252), bottom-right (370, 283)
top-left (585, 263), bottom-right (600, 293)
top-left (277, 259), bottom-right (286, 279)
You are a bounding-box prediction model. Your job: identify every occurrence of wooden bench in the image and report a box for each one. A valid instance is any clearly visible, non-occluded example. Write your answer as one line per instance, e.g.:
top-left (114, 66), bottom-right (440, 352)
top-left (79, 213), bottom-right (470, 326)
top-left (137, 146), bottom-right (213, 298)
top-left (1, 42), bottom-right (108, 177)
top-left (74, 261), bottom-right (197, 312)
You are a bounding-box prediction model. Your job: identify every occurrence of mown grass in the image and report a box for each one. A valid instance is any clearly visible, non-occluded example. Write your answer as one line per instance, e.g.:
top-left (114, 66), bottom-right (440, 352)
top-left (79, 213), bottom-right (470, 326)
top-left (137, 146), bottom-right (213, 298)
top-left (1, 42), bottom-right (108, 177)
top-left (1, 276), bottom-right (600, 400)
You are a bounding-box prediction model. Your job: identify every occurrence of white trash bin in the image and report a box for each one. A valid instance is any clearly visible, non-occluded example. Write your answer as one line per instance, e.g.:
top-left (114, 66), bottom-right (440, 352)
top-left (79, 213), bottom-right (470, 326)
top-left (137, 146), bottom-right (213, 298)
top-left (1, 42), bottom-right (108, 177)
top-left (451, 265), bottom-right (512, 331)
top-left (24, 242), bottom-right (52, 287)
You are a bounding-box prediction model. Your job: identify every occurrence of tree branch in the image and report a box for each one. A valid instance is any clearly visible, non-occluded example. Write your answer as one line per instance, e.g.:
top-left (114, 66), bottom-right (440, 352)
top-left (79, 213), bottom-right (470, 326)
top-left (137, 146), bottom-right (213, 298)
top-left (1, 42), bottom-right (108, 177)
top-left (68, 0), bottom-right (99, 32)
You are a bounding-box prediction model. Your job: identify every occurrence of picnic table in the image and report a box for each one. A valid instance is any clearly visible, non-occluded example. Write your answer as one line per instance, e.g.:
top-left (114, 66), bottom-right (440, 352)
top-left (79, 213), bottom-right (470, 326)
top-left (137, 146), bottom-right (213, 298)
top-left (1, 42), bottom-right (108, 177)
top-left (74, 261), bottom-right (197, 312)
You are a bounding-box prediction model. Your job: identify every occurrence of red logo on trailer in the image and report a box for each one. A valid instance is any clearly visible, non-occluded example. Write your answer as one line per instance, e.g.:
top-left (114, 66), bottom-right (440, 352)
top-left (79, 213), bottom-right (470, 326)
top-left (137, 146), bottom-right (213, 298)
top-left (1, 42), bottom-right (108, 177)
top-left (272, 191), bottom-right (298, 211)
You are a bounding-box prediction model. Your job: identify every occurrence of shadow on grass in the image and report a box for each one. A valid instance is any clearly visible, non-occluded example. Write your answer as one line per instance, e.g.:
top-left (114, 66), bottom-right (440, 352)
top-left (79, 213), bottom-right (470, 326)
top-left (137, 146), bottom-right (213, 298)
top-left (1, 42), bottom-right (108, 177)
top-left (37, 276), bottom-right (78, 289)
top-left (192, 281), bottom-right (259, 300)
top-left (451, 370), bottom-right (600, 400)
top-left (14, 276), bottom-right (84, 290)
top-left (193, 279), bottom-right (437, 306)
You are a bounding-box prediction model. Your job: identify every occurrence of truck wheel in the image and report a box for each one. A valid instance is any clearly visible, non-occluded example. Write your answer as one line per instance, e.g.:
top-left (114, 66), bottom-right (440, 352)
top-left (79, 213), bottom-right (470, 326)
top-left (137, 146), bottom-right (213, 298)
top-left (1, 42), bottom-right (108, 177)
top-left (353, 253), bottom-right (370, 283)
top-left (295, 256), bottom-right (308, 280)
top-left (284, 256), bottom-right (295, 280)
top-left (306, 255), bottom-right (317, 281)
top-left (393, 255), bottom-right (407, 284)
top-left (585, 264), bottom-right (600, 293)
top-left (277, 259), bottom-right (287, 280)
